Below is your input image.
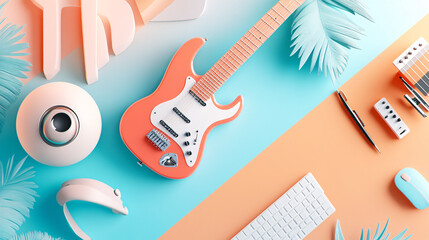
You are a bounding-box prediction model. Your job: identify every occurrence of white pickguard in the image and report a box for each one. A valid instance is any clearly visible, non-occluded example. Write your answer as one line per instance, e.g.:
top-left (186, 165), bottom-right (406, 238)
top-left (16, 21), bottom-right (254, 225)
top-left (151, 77), bottom-right (241, 167)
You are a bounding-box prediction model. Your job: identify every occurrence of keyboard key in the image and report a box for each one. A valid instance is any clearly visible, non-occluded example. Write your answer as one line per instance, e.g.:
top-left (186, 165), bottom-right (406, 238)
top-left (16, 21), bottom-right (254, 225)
top-left (231, 173), bottom-right (335, 240)
top-left (279, 208), bottom-right (287, 216)
top-left (288, 221), bottom-right (297, 229)
top-left (293, 184), bottom-right (303, 193)
top-left (268, 217), bottom-right (276, 226)
top-left (279, 218), bottom-right (287, 228)
top-left (299, 210), bottom-right (309, 220)
top-left (243, 226), bottom-right (253, 236)
top-left (283, 214), bottom-right (292, 223)
top-left (289, 198), bottom-right (298, 208)
top-left (251, 231), bottom-right (260, 239)
top-left (235, 232), bottom-right (246, 240)
top-left (257, 227), bottom-right (265, 235)
top-left (262, 222), bottom-right (271, 231)
top-left (278, 229), bottom-right (286, 238)
top-left (310, 211), bottom-right (319, 221)
top-left (273, 212), bottom-right (282, 221)
top-left (262, 233), bottom-right (270, 240)
top-left (293, 215), bottom-right (302, 224)
top-left (288, 227), bottom-right (300, 238)
top-left (295, 192), bottom-right (305, 202)
top-left (262, 211), bottom-right (271, 220)
top-left (295, 203), bottom-right (305, 214)
top-left (289, 209), bottom-right (298, 218)
top-left (268, 229), bottom-right (276, 237)
top-left (314, 216), bottom-right (323, 225)
top-left (273, 223), bottom-right (281, 232)
top-left (303, 222), bottom-right (317, 234)
top-left (250, 221), bottom-right (259, 230)
top-left (326, 206), bottom-right (335, 215)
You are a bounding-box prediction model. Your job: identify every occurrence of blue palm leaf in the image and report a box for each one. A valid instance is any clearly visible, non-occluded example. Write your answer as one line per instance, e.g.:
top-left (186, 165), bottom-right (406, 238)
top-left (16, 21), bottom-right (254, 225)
top-left (336, 219), bottom-right (412, 240)
top-left (358, 220), bottom-right (412, 240)
top-left (13, 231), bottom-right (63, 240)
top-left (290, 0), bottom-right (373, 83)
top-left (0, 156), bottom-right (38, 239)
top-left (0, 1), bottom-right (31, 132)
top-left (335, 220), bottom-right (345, 240)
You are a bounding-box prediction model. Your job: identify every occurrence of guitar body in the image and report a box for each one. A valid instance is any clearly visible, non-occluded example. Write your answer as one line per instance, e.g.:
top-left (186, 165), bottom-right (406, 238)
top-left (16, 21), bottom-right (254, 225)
top-left (120, 38), bottom-right (243, 179)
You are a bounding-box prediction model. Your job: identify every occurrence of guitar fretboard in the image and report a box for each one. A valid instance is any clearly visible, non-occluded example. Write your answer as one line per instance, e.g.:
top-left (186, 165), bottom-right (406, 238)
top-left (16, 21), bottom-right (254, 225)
top-left (191, 0), bottom-right (303, 102)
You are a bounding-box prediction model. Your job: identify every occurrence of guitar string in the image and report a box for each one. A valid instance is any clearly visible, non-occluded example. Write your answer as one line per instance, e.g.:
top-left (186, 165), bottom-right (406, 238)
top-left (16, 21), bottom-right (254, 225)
top-left (406, 47), bottom-right (429, 90)
top-left (402, 48), bottom-right (429, 95)
top-left (168, 1), bottom-right (294, 133)
top-left (187, 0), bottom-right (289, 111)
top-left (419, 51), bottom-right (429, 82)
top-left (414, 56), bottom-right (429, 89)
top-left (163, 0), bottom-right (292, 136)
top-left (403, 60), bottom-right (428, 95)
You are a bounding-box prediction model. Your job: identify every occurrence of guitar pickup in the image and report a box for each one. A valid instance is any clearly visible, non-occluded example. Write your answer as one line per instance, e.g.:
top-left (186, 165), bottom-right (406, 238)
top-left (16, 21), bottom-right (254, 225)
top-left (189, 90), bottom-right (206, 106)
top-left (160, 120), bottom-right (179, 138)
top-left (146, 129), bottom-right (170, 151)
top-left (173, 107), bottom-right (190, 123)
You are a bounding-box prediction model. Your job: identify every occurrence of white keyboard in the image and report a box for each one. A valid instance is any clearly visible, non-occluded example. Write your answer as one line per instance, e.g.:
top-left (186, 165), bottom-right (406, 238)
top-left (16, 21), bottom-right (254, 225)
top-left (231, 173), bottom-right (335, 240)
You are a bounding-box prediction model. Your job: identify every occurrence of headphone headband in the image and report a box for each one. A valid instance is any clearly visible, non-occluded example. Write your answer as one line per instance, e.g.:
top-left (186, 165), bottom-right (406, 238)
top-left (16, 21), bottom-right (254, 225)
top-left (56, 179), bottom-right (128, 240)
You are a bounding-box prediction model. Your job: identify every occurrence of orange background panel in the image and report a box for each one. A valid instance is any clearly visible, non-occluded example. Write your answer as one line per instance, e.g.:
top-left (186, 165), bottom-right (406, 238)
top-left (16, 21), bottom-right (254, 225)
top-left (161, 14), bottom-right (429, 239)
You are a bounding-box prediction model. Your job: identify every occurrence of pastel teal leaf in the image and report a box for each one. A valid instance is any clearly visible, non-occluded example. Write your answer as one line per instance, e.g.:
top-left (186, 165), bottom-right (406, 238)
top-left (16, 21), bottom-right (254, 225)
top-left (383, 233), bottom-right (391, 240)
top-left (377, 219), bottom-right (390, 240)
top-left (290, 0), bottom-right (372, 83)
top-left (322, 0), bottom-right (374, 21)
top-left (355, 219), bottom-right (411, 240)
top-left (0, 156), bottom-right (38, 239)
top-left (13, 231), bottom-right (63, 240)
top-left (335, 220), bottom-right (345, 240)
top-left (403, 235), bottom-right (412, 240)
top-left (391, 229), bottom-right (407, 240)
top-left (0, 1), bottom-right (31, 133)
top-left (373, 222), bottom-right (381, 239)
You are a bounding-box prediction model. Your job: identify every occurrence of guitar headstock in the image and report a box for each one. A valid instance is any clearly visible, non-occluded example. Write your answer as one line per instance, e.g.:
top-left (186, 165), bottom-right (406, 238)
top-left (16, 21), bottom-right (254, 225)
top-left (394, 37), bottom-right (429, 117)
top-left (394, 37), bottom-right (429, 74)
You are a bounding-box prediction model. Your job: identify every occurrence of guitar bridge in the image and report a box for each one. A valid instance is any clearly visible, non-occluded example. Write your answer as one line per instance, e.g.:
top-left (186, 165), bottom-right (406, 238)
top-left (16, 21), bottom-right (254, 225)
top-left (146, 129), bottom-right (170, 151)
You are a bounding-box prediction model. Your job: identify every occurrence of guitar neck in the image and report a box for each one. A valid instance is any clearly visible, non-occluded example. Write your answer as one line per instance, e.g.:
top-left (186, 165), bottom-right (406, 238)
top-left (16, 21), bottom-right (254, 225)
top-left (191, 0), bottom-right (303, 101)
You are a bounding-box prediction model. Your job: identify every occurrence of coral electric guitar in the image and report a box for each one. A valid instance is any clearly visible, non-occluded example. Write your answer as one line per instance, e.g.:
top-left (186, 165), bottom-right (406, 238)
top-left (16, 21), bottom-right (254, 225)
top-left (120, 0), bottom-right (303, 179)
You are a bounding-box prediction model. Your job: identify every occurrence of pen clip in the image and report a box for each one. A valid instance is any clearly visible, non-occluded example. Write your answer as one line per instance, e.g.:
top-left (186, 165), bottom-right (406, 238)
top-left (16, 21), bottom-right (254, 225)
top-left (353, 110), bottom-right (365, 127)
top-left (338, 90), bottom-right (348, 101)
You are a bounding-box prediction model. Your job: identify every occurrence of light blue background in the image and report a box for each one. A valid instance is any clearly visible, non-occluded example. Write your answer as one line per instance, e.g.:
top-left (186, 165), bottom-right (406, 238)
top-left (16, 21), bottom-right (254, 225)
top-left (1, 0), bottom-right (428, 239)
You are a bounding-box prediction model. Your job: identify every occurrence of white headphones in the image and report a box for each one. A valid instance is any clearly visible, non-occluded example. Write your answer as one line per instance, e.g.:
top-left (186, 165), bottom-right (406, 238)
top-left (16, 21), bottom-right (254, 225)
top-left (56, 179), bottom-right (129, 240)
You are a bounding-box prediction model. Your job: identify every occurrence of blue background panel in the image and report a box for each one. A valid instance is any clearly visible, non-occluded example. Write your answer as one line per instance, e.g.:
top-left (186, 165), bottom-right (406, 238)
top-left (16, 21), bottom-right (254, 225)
top-left (1, 0), bottom-right (428, 239)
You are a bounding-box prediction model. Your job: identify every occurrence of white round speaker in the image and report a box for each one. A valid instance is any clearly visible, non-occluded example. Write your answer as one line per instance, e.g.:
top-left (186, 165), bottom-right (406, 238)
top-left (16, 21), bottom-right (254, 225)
top-left (16, 82), bottom-right (102, 166)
